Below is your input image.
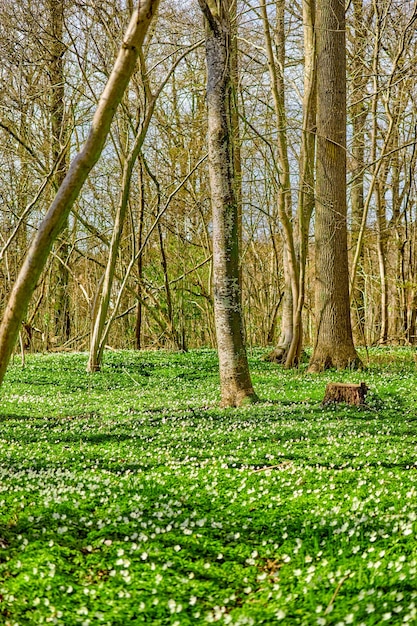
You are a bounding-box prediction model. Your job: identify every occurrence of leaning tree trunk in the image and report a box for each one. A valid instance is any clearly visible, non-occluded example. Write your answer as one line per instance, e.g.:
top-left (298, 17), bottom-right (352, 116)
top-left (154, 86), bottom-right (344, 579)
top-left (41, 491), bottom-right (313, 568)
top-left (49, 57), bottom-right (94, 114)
top-left (87, 139), bottom-right (139, 372)
top-left (87, 100), bottom-right (154, 372)
top-left (308, 0), bottom-right (361, 372)
top-left (0, 0), bottom-right (160, 387)
top-left (87, 39), bottom-right (200, 371)
top-left (198, 0), bottom-right (257, 407)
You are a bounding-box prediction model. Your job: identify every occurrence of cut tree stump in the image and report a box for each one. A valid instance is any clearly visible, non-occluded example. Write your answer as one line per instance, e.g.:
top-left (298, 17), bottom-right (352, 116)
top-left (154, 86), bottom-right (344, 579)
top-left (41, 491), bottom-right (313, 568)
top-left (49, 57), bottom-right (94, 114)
top-left (322, 382), bottom-right (368, 406)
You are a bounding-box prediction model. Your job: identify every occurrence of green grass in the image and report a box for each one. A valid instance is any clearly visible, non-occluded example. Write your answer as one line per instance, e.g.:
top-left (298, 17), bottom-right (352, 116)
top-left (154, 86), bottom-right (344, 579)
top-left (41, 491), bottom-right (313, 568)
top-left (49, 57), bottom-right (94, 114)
top-left (0, 347), bottom-right (417, 625)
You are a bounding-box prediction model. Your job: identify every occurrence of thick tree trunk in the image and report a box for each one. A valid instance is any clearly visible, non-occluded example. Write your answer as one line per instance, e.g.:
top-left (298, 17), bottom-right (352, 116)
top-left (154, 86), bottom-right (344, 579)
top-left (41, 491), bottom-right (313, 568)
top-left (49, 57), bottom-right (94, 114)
top-left (0, 0), bottom-right (160, 387)
top-left (308, 0), bottom-right (361, 372)
top-left (199, 0), bottom-right (257, 407)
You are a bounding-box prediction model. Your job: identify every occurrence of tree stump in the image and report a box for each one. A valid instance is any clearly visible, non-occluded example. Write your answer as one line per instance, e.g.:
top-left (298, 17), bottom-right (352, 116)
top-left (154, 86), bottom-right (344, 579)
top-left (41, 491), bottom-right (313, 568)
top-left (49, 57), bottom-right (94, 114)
top-left (322, 382), bottom-right (368, 406)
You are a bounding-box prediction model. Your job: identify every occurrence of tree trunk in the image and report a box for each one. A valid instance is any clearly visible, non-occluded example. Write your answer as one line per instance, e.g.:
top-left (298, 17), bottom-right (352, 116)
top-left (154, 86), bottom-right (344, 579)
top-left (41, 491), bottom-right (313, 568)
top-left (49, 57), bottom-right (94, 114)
top-left (308, 0), bottom-right (361, 372)
top-left (265, 243), bottom-right (293, 363)
top-left (87, 102), bottom-right (154, 372)
top-left (157, 221), bottom-right (182, 350)
top-left (87, 38), bottom-right (200, 370)
top-left (0, 0), bottom-right (160, 387)
top-left (285, 0), bottom-right (317, 367)
top-left (349, 0), bottom-right (368, 345)
top-left (199, 0), bottom-right (257, 407)
top-left (48, 0), bottom-right (70, 345)
top-left (375, 180), bottom-right (389, 344)
top-left (135, 159), bottom-right (145, 350)
top-left (260, 0), bottom-right (298, 365)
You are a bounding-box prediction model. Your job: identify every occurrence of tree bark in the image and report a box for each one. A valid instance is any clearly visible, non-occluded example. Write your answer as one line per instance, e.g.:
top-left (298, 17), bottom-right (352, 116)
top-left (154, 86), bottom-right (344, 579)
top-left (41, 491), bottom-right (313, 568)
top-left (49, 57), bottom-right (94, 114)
top-left (322, 382), bottom-right (368, 406)
top-left (265, 243), bottom-right (294, 363)
top-left (199, 0), bottom-right (257, 407)
top-left (260, 0), bottom-right (298, 366)
top-left (375, 178), bottom-right (389, 343)
top-left (48, 0), bottom-right (70, 345)
top-left (285, 0), bottom-right (317, 367)
top-left (0, 0), bottom-right (160, 387)
top-left (135, 158), bottom-right (145, 350)
top-left (308, 0), bottom-right (361, 372)
top-left (349, 0), bottom-right (368, 345)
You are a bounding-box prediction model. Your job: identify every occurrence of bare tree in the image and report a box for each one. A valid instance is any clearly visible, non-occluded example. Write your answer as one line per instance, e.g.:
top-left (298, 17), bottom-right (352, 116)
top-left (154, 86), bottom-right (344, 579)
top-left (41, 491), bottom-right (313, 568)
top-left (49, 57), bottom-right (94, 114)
top-left (0, 0), bottom-right (160, 387)
top-left (285, 0), bottom-right (317, 368)
top-left (259, 0), bottom-right (298, 366)
top-left (308, 0), bottom-right (361, 371)
top-left (198, 0), bottom-right (257, 406)
top-left (86, 36), bottom-right (202, 372)
top-left (48, 0), bottom-right (71, 344)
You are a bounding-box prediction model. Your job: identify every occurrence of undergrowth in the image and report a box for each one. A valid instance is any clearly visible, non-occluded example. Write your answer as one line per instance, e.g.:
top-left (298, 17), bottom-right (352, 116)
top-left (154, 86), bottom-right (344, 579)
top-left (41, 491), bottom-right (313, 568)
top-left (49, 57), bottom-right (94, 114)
top-left (0, 347), bottom-right (416, 625)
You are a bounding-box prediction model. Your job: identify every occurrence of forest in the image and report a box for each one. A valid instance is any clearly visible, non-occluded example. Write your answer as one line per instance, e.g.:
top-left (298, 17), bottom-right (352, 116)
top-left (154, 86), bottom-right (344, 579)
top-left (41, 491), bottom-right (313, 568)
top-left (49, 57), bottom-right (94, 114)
top-left (1, 0), bottom-right (417, 394)
top-left (1, 1), bottom-right (417, 624)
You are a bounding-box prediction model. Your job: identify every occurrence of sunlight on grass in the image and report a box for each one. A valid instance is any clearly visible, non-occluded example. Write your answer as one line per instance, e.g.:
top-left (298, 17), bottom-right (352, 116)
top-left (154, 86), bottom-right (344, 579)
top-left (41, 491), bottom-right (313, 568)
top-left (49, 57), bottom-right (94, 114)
top-left (0, 348), bottom-right (416, 624)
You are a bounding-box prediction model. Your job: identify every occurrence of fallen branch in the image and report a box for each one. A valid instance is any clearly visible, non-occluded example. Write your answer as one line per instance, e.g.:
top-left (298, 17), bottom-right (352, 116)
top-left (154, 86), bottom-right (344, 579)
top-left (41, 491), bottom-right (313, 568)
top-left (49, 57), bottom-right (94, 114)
top-left (324, 573), bottom-right (351, 615)
top-left (253, 461), bottom-right (293, 473)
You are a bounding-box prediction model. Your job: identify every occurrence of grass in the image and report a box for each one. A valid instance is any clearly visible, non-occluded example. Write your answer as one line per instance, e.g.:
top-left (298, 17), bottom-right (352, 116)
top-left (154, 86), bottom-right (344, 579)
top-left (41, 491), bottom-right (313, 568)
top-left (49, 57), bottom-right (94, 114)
top-left (0, 347), bottom-right (416, 625)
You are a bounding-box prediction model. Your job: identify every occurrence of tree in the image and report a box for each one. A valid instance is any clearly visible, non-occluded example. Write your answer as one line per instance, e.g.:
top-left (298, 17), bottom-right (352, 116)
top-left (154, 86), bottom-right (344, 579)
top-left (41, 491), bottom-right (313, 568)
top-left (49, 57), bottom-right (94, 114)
top-left (259, 0), bottom-right (298, 366)
top-left (286, 0), bottom-right (317, 368)
top-left (348, 0), bottom-right (369, 344)
top-left (198, 0), bottom-right (257, 407)
top-left (248, 0), bottom-right (316, 368)
top-left (86, 35), bottom-right (202, 372)
top-left (48, 0), bottom-right (71, 344)
top-left (3, 0), bottom-right (417, 357)
top-left (348, 0), bottom-right (417, 344)
top-left (308, 0), bottom-right (361, 371)
top-left (0, 0), bottom-right (160, 387)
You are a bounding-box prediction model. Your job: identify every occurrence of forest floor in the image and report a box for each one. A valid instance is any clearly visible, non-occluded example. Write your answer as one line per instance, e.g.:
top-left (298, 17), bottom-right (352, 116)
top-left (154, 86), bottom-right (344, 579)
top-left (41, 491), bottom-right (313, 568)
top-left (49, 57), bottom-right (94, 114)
top-left (0, 347), bottom-right (417, 625)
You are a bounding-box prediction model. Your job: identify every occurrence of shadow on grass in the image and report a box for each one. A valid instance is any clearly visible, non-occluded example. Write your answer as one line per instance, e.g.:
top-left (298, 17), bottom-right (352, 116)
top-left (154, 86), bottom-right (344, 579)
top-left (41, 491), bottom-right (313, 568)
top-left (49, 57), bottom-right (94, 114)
top-left (0, 413), bottom-right (45, 421)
